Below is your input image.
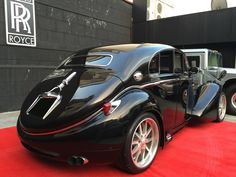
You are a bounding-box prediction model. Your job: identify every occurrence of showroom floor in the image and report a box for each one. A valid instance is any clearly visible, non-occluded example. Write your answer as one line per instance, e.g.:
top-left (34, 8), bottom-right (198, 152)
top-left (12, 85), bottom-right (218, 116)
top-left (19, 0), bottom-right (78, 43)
top-left (0, 114), bottom-right (236, 177)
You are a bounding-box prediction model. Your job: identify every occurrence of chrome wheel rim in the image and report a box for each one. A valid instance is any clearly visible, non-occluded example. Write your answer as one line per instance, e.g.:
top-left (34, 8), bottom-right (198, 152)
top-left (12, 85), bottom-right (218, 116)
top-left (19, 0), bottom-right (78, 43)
top-left (231, 93), bottom-right (236, 109)
top-left (219, 94), bottom-right (227, 120)
top-left (130, 118), bottom-right (159, 168)
top-left (182, 89), bottom-right (188, 105)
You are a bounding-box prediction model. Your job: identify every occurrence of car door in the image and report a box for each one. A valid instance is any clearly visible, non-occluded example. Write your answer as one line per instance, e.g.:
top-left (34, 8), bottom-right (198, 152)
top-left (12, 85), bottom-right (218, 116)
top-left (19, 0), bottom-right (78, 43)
top-left (147, 49), bottom-right (184, 132)
top-left (174, 51), bottom-right (189, 126)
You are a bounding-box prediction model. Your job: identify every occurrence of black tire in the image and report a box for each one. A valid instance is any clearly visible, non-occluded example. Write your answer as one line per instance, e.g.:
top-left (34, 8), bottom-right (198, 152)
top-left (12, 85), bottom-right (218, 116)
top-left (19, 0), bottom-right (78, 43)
top-left (118, 113), bottom-right (160, 174)
top-left (226, 84), bottom-right (236, 115)
top-left (215, 92), bottom-right (227, 122)
top-left (180, 84), bottom-right (188, 108)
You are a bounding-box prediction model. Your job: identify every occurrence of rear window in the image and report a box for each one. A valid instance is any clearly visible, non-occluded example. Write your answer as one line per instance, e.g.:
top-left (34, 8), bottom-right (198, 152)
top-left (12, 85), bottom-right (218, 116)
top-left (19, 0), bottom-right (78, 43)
top-left (64, 55), bottom-right (112, 67)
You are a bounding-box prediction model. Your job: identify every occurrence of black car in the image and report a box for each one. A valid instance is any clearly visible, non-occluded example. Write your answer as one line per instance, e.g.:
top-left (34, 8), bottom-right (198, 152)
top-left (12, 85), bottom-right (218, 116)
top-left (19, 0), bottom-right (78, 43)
top-left (17, 44), bottom-right (227, 173)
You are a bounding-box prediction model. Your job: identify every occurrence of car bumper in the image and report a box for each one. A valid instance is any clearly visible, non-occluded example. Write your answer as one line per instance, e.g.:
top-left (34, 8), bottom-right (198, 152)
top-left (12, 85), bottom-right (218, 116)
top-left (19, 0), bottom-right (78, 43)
top-left (17, 112), bottom-right (125, 165)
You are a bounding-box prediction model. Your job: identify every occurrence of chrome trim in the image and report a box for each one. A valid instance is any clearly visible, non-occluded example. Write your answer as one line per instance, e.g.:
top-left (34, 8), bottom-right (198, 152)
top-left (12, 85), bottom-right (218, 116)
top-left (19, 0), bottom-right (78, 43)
top-left (24, 78), bottom-right (178, 135)
top-left (42, 94), bottom-right (61, 120)
top-left (166, 133), bottom-right (172, 141)
top-left (109, 100), bottom-right (121, 114)
top-left (26, 72), bottom-right (76, 119)
top-left (219, 93), bottom-right (227, 120)
top-left (86, 53), bottom-right (113, 67)
top-left (26, 93), bottom-right (62, 120)
top-left (57, 72), bottom-right (76, 91)
top-left (65, 54), bottom-right (113, 67)
top-left (130, 117), bottom-right (159, 168)
top-left (81, 157), bottom-right (89, 165)
top-left (110, 78), bottom-right (179, 102)
top-left (231, 92), bottom-right (236, 109)
top-left (140, 78), bottom-right (179, 88)
top-left (110, 85), bottom-right (141, 102)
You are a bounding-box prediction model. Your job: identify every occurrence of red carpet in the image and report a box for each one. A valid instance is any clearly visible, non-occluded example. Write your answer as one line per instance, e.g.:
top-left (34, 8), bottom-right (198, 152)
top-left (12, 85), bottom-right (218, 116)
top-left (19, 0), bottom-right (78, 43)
top-left (0, 121), bottom-right (236, 177)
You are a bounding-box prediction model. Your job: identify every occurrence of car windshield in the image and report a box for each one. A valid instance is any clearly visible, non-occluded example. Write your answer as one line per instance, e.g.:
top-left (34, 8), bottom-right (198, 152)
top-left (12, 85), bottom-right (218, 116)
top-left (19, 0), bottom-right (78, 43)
top-left (208, 51), bottom-right (223, 67)
top-left (63, 55), bottom-right (112, 67)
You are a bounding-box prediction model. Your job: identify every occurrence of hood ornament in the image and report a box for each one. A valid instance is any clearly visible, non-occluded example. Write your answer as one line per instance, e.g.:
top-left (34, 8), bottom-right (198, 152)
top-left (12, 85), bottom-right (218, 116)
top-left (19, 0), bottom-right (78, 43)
top-left (26, 72), bottom-right (76, 119)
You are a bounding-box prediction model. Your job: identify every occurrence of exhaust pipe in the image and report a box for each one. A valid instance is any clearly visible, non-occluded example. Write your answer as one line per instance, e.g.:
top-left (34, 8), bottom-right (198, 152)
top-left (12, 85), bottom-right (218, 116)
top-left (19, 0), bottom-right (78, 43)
top-left (68, 156), bottom-right (89, 166)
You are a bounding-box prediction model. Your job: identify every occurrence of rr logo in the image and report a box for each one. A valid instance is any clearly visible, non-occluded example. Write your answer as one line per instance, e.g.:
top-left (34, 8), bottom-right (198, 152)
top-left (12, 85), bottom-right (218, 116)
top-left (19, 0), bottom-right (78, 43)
top-left (10, 1), bottom-right (31, 34)
top-left (5, 0), bottom-right (36, 47)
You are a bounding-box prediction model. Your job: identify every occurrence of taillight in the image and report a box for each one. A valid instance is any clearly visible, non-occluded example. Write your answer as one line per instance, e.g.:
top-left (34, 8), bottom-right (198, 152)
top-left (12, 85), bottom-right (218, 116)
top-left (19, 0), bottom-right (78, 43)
top-left (103, 102), bottom-right (111, 116)
top-left (102, 100), bottom-right (121, 116)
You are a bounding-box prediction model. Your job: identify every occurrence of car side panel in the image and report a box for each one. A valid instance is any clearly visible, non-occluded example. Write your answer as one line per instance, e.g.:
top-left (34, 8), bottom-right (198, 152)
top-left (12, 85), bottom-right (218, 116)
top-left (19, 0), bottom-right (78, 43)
top-left (17, 88), bottom-right (165, 164)
top-left (187, 83), bottom-right (220, 119)
top-left (144, 74), bottom-right (187, 134)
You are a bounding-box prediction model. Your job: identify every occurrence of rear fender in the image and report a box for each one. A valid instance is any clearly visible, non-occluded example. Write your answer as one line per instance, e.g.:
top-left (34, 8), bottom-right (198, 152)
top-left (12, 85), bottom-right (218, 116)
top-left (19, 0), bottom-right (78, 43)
top-left (109, 88), bottom-right (165, 147)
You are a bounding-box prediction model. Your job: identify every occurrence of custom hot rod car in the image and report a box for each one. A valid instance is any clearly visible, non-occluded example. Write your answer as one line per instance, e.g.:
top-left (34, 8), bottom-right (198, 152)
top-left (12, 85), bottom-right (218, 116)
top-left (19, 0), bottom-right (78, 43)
top-left (17, 44), bottom-right (227, 174)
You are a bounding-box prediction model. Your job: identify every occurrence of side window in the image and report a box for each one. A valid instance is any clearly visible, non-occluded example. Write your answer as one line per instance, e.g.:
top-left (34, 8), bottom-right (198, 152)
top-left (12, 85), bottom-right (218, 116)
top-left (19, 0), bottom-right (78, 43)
top-left (149, 54), bottom-right (159, 74)
top-left (187, 56), bottom-right (200, 67)
top-left (174, 52), bottom-right (183, 73)
top-left (160, 51), bottom-right (173, 74)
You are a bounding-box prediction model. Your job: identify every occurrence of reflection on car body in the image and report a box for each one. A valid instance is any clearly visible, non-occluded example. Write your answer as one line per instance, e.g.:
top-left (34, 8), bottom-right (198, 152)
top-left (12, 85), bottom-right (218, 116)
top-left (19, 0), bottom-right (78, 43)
top-left (17, 44), bottom-right (226, 174)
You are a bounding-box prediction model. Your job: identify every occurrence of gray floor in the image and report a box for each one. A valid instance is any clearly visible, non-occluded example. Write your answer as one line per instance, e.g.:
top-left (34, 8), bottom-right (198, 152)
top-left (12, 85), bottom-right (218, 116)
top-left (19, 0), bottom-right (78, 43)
top-left (0, 111), bottom-right (19, 128)
top-left (0, 110), bottom-right (235, 129)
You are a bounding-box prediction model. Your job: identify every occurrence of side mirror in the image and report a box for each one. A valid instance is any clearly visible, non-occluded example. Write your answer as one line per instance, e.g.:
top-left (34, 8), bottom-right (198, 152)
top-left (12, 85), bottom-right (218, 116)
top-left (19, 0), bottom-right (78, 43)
top-left (218, 70), bottom-right (227, 81)
top-left (189, 67), bottom-right (199, 74)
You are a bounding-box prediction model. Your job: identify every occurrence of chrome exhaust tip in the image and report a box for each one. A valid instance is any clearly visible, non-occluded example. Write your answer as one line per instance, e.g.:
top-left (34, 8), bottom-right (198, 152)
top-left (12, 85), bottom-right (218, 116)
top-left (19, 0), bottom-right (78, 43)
top-left (68, 156), bottom-right (89, 166)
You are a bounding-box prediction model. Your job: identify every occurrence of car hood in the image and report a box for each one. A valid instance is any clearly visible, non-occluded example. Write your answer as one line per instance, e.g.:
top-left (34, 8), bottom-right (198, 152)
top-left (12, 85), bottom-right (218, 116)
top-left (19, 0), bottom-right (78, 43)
top-left (208, 67), bottom-right (236, 82)
top-left (19, 67), bottom-right (123, 133)
top-left (218, 67), bottom-right (236, 74)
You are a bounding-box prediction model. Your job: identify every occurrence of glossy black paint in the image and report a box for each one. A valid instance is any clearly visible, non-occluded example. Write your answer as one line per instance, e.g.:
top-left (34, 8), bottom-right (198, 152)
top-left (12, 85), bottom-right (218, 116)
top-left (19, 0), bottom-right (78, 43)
top-left (17, 43), bottom-right (222, 165)
top-left (189, 83), bottom-right (220, 118)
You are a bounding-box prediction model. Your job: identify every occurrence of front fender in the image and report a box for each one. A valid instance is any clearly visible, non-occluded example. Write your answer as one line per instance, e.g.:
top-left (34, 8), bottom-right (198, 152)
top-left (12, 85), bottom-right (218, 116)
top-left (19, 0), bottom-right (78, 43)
top-left (188, 83), bottom-right (221, 118)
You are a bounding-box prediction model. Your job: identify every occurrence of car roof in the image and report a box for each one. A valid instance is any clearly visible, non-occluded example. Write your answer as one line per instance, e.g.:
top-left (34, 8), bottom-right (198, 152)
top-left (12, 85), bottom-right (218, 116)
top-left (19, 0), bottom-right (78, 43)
top-left (74, 43), bottom-right (176, 81)
top-left (90, 43), bottom-right (173, 53)
top-left (181, 48), bottom-right (221, 55)
top-left (76, 43), bottom-right (174, 56)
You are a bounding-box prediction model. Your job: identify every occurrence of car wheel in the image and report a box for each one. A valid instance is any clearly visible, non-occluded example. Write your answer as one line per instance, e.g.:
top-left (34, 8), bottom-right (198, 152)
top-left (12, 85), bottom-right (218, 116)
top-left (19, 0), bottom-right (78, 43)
top-left (118, 113), bottom-right (160, 174)
top-left (216, 92), bottom-right (227, 122)
top-left (180, 84), bottom-right (188, 108)
top-left (226, 84), bottom-right (236, 115)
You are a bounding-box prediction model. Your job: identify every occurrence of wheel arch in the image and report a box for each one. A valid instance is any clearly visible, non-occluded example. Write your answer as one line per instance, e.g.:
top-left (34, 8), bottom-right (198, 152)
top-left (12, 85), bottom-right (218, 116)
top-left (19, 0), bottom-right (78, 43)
top-left (143, 109), bottom-right (165, 148)
top-left (114, 87), bottom-right (165, 148)
top-left (223, 78), bottom-right (236, 90)
top-left (222, 78), bottom-right (236, 115)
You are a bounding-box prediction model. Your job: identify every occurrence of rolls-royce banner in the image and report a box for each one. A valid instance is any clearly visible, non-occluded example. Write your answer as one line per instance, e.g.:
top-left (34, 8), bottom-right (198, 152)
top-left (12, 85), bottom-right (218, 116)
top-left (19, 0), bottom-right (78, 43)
top-left (4, 0), bottom-right (36, 47)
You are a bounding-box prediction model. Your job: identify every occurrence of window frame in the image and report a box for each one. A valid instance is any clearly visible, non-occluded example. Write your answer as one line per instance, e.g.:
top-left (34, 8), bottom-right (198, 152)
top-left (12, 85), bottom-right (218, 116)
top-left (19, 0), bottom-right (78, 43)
top-left (174, 50), bottom-right (184, 74)
top-left (148, 53), bottom-right (160, 76)
top-left (159, 50), bottom-right (174, 74)
top-left (148, 49), bottom-right (186, 77)
top-left (63, 54), bottom-right (113, 67)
